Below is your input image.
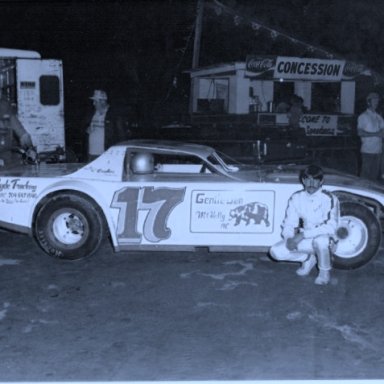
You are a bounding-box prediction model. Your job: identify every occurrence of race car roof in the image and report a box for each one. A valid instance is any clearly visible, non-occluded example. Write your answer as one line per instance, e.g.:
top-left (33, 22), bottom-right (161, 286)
top-left (118, 140), bottom-right (215, 157)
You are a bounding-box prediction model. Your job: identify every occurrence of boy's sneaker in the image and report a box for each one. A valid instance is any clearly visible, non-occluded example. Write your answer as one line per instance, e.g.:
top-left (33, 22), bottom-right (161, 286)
top-left (296, 254), bottom-right (316, 276)
top-left (315, 269), bottom-right (330, 285)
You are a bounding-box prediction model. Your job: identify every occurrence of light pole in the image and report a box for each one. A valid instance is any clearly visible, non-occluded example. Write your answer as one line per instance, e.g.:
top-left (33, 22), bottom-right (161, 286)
top-left (189, 0), bottom-right (204, 114)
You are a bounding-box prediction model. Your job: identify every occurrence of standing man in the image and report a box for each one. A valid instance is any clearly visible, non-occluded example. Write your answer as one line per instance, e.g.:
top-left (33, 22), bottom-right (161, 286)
top-left (357, 92), bottom-right (384, 181)
top-left (269, 165), bottom-right (340, 285)
top-left (85, 90), bottom-right (130, 161)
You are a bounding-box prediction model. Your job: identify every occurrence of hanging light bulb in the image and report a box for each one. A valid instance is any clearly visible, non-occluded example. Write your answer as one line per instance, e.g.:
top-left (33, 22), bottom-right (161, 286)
top-left (234, 15), bottom-right (242, 25)
top-left (213, 5), bottom-right (222, 15)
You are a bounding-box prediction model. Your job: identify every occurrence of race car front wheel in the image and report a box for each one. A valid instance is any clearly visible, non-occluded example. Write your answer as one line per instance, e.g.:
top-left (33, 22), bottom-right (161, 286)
top-left (34, 193), bottom-right (106, 260)
top-left (333, 201), bottom-right (381, 269)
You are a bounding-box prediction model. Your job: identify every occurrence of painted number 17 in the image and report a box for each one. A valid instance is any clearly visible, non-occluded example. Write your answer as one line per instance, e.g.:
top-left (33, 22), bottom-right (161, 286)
top-left (111, 186), bottom-right (186, 244)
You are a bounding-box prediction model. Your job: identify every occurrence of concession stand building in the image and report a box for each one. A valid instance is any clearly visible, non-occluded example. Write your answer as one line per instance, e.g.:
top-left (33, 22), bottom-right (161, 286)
top-left (184, 55), bottom-right (376, 172)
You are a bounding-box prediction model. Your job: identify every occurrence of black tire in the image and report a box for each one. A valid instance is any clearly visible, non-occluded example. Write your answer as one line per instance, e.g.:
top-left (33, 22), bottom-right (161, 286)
top-left (34, 193), bottom-right (106, 260)
top-left (333, 201), bottom-right (381, 269)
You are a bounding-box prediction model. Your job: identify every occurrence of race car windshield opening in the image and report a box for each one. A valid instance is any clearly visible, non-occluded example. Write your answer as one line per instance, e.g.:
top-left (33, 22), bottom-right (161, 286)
top-left (207, 152), bottom-right (239, 173)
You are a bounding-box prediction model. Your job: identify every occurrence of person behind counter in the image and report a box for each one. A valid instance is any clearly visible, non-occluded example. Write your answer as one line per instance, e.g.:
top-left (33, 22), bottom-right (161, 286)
top-left (288, 94), bottom-right (304, 129)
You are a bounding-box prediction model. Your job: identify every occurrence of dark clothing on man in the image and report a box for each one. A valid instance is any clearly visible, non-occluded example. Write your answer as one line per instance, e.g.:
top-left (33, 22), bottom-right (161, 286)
top-left (83, 105), bottom-right (130, 161)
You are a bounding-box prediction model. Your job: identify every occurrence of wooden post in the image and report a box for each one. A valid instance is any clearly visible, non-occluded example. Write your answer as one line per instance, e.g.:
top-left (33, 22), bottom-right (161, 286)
top-left (192, 0), bottom-right (204, 69)
top-left (190, 0), bottom-right (204, 114)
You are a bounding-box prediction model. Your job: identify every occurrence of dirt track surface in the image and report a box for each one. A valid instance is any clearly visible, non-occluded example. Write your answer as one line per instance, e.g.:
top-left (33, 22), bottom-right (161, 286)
top-left (1, 230), bottom-right (384, 381)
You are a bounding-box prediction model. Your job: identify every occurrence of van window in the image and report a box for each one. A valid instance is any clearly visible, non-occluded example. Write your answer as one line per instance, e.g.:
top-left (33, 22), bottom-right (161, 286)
top-left (39, 75), bottom-right (60, 105)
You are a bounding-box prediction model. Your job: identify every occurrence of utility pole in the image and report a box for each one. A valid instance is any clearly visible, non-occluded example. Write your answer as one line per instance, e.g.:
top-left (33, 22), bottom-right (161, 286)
top-left (189, 0), bottom-right (204, 113)
top-left (192, 0), bottom-right (204, 69)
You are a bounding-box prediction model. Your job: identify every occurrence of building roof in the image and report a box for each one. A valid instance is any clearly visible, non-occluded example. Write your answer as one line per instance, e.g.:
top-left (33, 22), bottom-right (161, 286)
top-left (0, 48), bottom-right (41, 59)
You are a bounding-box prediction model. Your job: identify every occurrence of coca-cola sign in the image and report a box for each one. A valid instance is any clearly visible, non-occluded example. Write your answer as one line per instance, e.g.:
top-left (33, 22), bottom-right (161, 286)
top-left (343, 61), bottom-right (368, 77)
top-left (246, 56), bottom-right (275, 73)
top-left (245, 55), bottom-right (371, 80)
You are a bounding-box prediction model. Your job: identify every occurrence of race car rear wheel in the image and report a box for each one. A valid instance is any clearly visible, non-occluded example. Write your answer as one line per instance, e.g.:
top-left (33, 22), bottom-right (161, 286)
top-left (333, 201), bottom-right (381, 269)
top-left (34, 193), bottom-right (106, 260)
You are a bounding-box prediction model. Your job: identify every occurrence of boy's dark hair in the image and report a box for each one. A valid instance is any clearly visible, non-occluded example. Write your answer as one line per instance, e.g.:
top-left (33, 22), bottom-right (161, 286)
top-left (300, 164), bottom-right (324, 182)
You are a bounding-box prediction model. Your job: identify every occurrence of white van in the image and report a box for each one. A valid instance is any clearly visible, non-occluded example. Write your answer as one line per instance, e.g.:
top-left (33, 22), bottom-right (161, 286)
top-left (0, 48), bottom-right (64, 154)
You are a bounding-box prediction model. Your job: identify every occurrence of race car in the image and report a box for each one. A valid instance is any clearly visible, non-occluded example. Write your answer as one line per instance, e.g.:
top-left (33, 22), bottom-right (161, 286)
top-left (0, 139), bottom-right (383, 269)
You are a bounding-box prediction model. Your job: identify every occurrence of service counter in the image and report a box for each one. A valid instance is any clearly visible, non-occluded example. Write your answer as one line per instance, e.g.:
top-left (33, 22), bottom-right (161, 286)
top-left (257, 112), bottom-right (355, 136)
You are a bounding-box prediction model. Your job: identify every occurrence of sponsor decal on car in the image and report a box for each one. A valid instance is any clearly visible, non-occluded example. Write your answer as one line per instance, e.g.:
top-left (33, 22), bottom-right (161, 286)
top-left (190, 190), bottom-right (275, 233)
top-left (0, 178), bottom-right (38, 203)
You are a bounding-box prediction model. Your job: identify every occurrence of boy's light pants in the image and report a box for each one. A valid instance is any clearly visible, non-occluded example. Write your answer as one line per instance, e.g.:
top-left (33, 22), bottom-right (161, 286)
top-left (270, 234), bottom-right (332, 271)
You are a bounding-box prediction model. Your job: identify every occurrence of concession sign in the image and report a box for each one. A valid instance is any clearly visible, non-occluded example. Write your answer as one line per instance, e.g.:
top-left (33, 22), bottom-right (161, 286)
top-left (274, 57), bottom-right (345, 81)
top-left (245, 56), bottom-right (359, 81)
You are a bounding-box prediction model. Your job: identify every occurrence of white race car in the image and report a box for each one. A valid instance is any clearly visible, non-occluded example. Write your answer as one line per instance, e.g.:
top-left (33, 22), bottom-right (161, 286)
top-left (0, 140), bottom-right (382, 269)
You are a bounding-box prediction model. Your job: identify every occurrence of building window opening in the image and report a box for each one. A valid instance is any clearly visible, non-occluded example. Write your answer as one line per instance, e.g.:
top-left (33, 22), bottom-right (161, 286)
top-left (311, 82), bottom-right (340, 113)
top-left (274, 81), bottom-right (294, 113)
top-left (197, 78), bottom-right (228, 113)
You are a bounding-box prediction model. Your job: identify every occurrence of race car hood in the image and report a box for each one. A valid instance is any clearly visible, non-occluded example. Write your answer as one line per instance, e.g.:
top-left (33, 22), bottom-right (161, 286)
top-left (233, 164), bottom-right (384, 193)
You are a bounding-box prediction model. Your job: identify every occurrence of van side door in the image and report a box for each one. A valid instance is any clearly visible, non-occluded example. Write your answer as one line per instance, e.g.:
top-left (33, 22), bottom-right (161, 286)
top-left (16, 59), bottom-right (65, 153)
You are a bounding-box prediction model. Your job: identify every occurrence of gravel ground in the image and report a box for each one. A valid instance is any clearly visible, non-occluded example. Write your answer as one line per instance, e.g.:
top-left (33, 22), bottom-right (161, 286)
top-left (1, 230), bottom-right (384, 381)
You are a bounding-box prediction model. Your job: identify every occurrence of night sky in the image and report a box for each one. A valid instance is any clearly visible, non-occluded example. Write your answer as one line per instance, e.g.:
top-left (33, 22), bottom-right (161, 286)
top-left (1, 0), bottom-right (384, 138)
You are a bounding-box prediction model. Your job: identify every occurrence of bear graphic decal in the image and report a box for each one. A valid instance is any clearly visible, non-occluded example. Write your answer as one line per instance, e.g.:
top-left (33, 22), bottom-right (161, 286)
top-left (229, 202), bottom-right (270, 227)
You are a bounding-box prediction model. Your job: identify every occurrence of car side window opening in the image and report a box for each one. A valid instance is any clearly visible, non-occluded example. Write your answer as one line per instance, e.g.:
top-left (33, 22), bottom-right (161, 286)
top-left (129, 152), bottom-right (154, 174)
top-left (153, 153), bottom-right (211, 174)
top-left (123, 151), bottom-right (154, 180)
top-left (123, 150), bottom-right (214, 179)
